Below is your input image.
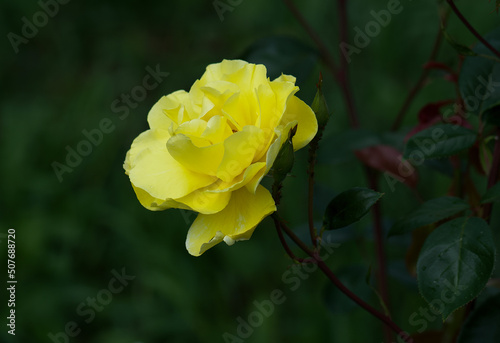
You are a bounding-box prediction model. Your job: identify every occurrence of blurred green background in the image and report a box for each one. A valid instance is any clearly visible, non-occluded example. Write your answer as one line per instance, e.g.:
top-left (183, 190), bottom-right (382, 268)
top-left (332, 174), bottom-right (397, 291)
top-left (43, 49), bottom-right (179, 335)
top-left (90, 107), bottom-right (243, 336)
top-left (1, 0), bottom-right (499, 342)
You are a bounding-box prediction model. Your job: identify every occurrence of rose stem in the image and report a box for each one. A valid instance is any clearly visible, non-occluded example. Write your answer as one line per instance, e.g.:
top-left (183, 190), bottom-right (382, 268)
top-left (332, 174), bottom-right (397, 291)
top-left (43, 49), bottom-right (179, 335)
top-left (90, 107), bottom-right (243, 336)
top-left (275, 217), bottom-right (413, 343)
top-left (446, 0), bottom-right (500, 60)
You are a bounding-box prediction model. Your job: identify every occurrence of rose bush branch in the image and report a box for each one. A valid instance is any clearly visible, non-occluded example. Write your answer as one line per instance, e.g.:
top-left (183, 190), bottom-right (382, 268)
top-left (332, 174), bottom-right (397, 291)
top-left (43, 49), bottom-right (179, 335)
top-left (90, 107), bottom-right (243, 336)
top-left (483, 128), bottom-right (500, 223)
top-left (444, 0), bottom-right (500, 223)
top-left (307, 75), bottom-right (331, 248)
top-left (274, 217), bottom-right (413, 343)
top-left (282, 0), bottom-right (339, 77)
top-left (272, 215), bottom-right (304, 262)
top-left (391, 11), bottom-right (448, 131)
top-left (283, 1), bottom-right (393, 338)
top-left (282, 0), bottom-right (360, 127)
top-left (336, 0), bottom-right (360, 128)
top-left (307, 136), bottom-right (320, 248)
top-left (334, 2), bottom-right (392, 339)
top-left (365, 169), bottom-right (391, 315)
top-left (446, 0), bottom-right (500, 59)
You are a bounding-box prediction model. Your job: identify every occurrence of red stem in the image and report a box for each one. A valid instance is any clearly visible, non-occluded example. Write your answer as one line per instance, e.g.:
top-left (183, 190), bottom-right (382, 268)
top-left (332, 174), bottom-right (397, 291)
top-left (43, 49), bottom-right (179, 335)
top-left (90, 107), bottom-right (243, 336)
top-left (483, 129), bottom-right (500, 223)
top-left (307, 160), bottom-right (317, 247)
top-left (391, 14), bottom-right (447, 131)
top-left (337, 0), bottom-right (359, 128)
top-left (337, 0), bottom-right (389, 339)
top-left (307, 136), bottom-right (321, 248)
top-left (281, 1), bottom-right (406, 341)
top-left (367, 172), bottom-right (391, 307)
top-left (272, 215), bottom-right (303, 262)
top-left (446, 0), bottom-right (500, 60)
top-left (276, 219), bottom-right (413, 343)
top-left (282, 0), bottom-right (339, 76)
top-left (282, 0), bottom-right (360, 128)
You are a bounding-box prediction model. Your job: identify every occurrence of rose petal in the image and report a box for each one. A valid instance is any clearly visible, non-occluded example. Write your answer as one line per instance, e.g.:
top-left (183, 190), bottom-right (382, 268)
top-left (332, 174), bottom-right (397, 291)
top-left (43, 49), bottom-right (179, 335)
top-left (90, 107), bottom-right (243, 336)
top-left (185, 185), bottom-right (276, 256)
top-left (167, 134), bottom-right (224, 177)
top-left (126, 129), bottom-right (216, 200)
top-left (216, 125), bottom-right (266, 182)
top-left (280, 95), bottom-right (318, 150)
top-left (148, 91), bottom-right (191, 128)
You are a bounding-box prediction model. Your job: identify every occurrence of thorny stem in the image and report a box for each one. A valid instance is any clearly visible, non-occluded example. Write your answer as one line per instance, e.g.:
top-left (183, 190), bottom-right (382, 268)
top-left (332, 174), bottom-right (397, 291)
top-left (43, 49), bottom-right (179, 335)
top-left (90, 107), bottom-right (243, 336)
top-left (337, 0), bottom-right (360, 128)
top-left (282, 0), bottom-right (338, 77)
top-left (446, 0), bottom-right (500, 60)
top-left (282, 0), bottom-right (360, 128)
top-left (338, 0), bottom-right (390, 340)
top-left (483, 129), bottom-right (500, 223)
top-left (272, 215), bottom-right (303, 262)
top-left (283, 1), bottom-right (392, 340)
top-left (366, 170), bottom-right (391, 318)
top-left (443, 1), bottom-right (500, 223)
top-left (307, 134), bottom-right (321, 248)
top-left (274, 217), bottom-right (413, 343)
top-left (391, 12), bottom-right (448, 131)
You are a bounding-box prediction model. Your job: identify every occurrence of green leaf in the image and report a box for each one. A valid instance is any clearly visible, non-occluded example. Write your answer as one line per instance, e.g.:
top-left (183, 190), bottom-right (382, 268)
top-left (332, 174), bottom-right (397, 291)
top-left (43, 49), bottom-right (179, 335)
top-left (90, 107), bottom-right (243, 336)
top-left (417, 217), bottom-right (496, 320)
top-left (322, 187), bottom-right (383, 230)
top-left (457, 293), bottom-right (500, 342)
top-left (481, 181), bottom-right (500, 203)
top-left (389, 196), bottom-right (469, 236)
top-left (459, 27), bottom-right (500, 125)
top-left (404, 124), bottom-right (477, 160)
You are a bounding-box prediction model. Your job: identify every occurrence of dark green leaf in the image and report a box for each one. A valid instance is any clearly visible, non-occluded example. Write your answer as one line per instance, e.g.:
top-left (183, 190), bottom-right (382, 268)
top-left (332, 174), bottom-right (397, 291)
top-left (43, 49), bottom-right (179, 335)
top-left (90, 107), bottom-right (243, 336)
top-left (417, 217), bottom-right (496, 320)
top-left (404, 124), bottom-right (477, 160)
top-left (457, 293), bottom-right (500, 343)
top-left (459, 27), bottom-right (500, 125)
top-left (389, 196), bottom-right (469, 236)
top-left (323, 187), bottom-right (383, 230)
top-left (481, 181), bottom-right (500, 203)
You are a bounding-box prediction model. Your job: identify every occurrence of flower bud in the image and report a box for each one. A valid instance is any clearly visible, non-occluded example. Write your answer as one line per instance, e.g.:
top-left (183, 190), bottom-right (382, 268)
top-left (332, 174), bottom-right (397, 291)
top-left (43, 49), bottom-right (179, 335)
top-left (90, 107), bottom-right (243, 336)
top-left (311, 73), bottom-right (330, 129)
top-left (273, 125), bottom-right (298, 185)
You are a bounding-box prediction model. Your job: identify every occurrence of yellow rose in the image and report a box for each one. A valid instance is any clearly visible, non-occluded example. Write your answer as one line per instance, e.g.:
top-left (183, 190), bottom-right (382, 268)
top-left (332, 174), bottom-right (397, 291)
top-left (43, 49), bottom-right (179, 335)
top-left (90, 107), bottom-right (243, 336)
top-left (124, 59), bottom-right (318, 256)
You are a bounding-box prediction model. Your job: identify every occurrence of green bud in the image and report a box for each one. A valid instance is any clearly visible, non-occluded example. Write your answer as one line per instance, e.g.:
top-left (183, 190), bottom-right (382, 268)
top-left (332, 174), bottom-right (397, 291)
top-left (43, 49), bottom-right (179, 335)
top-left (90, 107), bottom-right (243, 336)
top-left (311, 73), bottom-right (331, 129)
top-left (273, 125), bottom-right (297, 185)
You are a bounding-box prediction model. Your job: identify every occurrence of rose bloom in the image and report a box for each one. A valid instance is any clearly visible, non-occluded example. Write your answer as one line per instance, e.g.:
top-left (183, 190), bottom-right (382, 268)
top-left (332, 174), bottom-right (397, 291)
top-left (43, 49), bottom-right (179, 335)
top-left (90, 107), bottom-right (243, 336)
top-left (124, 60), bottom-right (317, 256)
